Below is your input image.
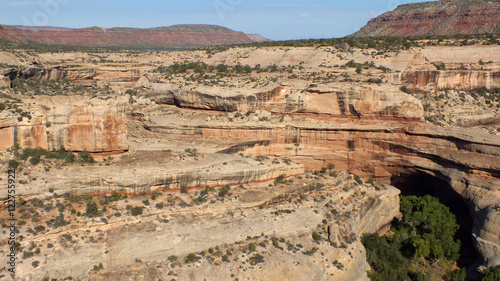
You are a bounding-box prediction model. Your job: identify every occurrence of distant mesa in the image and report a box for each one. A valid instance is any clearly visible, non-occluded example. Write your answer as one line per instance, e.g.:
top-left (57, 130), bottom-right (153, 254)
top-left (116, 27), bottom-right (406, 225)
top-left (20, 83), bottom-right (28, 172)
top-left (246, 34), bottom-right (273, 43)
top-left (351, 0), bottom-right (500, 37)
top-left (0, 24), bottom-right (271, 49)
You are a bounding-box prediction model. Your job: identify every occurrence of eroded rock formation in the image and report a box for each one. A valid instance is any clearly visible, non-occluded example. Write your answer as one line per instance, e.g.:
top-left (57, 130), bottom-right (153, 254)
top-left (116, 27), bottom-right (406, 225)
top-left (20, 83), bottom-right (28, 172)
top-left (0, 43), bottom-right (499, 280)
top-left (139, 85), bottom-right (500, 269)
top-left (352, 0), bottom-right (500, 37)
top-left (2, 66), bottom-right (142, 84)
top-left (147, 84), bottom-right (423, 119)
top-left (7, 171), bottom-right (400, 281)
top-left (398, 70), bottom-right (500, 91)
top-left (0, 95), bottom-right (129, 152)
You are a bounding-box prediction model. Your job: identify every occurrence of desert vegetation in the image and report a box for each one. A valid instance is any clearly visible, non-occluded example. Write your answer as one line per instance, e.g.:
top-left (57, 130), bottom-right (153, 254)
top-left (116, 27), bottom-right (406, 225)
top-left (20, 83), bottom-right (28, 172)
top-left (362, 195), bottom-right (498, 281)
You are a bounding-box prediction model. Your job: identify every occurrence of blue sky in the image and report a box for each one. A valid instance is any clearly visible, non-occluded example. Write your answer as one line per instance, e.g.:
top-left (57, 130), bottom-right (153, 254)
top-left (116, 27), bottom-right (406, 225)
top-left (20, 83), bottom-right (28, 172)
top-left (0, 0), bottom-right (433, 40)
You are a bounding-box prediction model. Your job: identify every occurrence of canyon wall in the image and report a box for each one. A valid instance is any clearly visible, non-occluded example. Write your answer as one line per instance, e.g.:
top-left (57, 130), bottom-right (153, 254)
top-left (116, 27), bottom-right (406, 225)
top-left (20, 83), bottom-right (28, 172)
top-left (0, 95), bottom-right (129, 153)
top-left (5, 153), bottom-right (304, 197)
top-left (352, 0), bottom-right (500, 37)
top-left (148, 84), bottom-right (423, 119)
top-left (394, 70), bottom-right (500, 91)
top-left (2, 67), bottom-right (142, 83)
top-left (8, 172), bottom-right (400, 281)
top-left (140, 84), bottom-right (500, 268)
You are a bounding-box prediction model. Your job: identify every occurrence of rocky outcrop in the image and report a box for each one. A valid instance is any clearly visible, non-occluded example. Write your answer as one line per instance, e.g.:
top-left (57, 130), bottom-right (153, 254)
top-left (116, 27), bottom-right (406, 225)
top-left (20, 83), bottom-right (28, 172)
top-left (303, 85), bottom-right (423, 119)
top-left (0, 95), bottom-right (129, 152)
top-left (352, 0), bottom-right (500, 37)
top-left (0, 24), bottom-right (258, 49)
top-left (246, 34), bottom-right (273, 43)
top-left (3, 67), bottom-right (96, 81)
top-left (2, 67), bottom-right (142, 83)
top-left (141, 110), bottom-right (500, 267)
top-left (0, 42), bottom-right (498, 279)
top-left (6, 171), bottom-right (400, 281)
top-left (147, 84), bottom-right (291, 113)
top-left (396, 70), bottom-right (500, 91)
top-left (147, 84), bottom-right (424, 119)
top-left (6, 152), bottom-right (304, 196)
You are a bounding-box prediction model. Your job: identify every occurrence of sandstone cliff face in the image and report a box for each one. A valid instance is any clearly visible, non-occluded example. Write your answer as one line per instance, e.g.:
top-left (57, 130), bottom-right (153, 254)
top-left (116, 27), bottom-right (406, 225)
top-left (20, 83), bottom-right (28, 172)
top-left (5, 153), bottom-right (304, 196)
top-left (147, 84), bottom-right (291, 113)
top-left (0, 24), bottom-right (257, 49)
top-left (0, 44), bottom-right (498, 278)
top-left (5, 171), bottom-right (400, 281)
top-left (0, 96), bottom-right (129, 152)
top-left (4, 67), bottom-right (96, 81)
top-left (396, 70), bottom-right (500, 91)
top-left (352, 0), bottom-right (500, 37)
top-left (140, 98), bottom-right (500, 268)
top-left (304, 85), bottom-right (423, 119)
top-left (147, 84), bottom-right (424, 119)
top-left (2, 66), bottom-right (142, 83)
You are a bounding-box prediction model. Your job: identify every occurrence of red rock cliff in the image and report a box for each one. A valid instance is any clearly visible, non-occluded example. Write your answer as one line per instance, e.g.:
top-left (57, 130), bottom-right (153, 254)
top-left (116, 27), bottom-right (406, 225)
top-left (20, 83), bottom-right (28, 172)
top-left (0, 24), bottom-right (257, 49)
top-left (352, 0), bottom-right (500, 37)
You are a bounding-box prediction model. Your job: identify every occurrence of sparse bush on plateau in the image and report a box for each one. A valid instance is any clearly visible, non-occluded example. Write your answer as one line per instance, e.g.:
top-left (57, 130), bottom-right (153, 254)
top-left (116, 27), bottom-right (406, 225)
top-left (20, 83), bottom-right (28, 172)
top-left (131, 206), bottom-right (144, 216)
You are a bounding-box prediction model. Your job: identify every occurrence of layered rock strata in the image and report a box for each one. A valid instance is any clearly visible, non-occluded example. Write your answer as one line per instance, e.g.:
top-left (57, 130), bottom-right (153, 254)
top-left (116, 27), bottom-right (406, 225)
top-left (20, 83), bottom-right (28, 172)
top-left (140, 85), bottom-right (500, 268)
top-left (2, 67), bottom-right (142, 84)
top-left (4, 152), bottom-right (304, 197)
top-left (0, 95), bottom-right (129, 152)
top-left (396, 70), bottom-right (500, 91)
top-left (0, 24), bottom-right (258, 49)
top-left (2, 171), bottom-right (400, 281)
top-left (147, 84), bottom-right (423, 119)
top-left (352, 0), bottom-right (500, 37)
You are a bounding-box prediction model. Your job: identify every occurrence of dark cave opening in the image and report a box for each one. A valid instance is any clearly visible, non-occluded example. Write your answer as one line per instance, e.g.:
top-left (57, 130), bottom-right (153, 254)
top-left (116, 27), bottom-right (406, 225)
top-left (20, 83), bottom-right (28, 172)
top-left (390, 170), bottom-right (479, 269)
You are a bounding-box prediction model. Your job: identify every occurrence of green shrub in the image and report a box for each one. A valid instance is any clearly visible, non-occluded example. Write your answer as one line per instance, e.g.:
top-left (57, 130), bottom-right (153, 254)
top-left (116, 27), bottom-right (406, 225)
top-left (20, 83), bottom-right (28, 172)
top-left (8, 159), bottom-right (20, 170)
top-left (78, 149), bottom-right (94, 163)
top-left (272, 239), bottom-right (283, 250)
top-left (367, 178), bottom-right (375, 186)
top-left (248, 254), bottom-right (265, 265)
top-left (85, 201), bottom-right (99, 217)
top-left (482, 266), bottom-right (500, 281)
top-left (367, 78), bottom-right (383, 84)
top-left (354, 175), bottom-right (363, 185)
top-left (274, 174), bottom-right (286, 185)
top-left (445, 268), bottom-right (466, 281)
top-left (249, 243), bottom-right (256, 252)
top-left (399, 86), bottom-right (414, 95)
top-left (312, 232), bottom-right (322, 241)
top-left (362, 233), bottom-right (411, 280)
top-left (131, 206), bottom-right (144, 216)
top-left (302, 247), bottom-right (318, 256)
top-left (185, 253), bottom-right (200, 263)
top-left (218, 185), bottom-right (230, 197)
top-left (19, 147), bottom-right (77, 165)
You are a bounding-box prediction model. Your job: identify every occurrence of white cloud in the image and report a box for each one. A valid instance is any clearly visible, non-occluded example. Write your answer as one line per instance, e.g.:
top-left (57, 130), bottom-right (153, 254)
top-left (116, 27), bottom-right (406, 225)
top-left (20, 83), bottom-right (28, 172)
top-left (299, 13), bottom-right (309, 19)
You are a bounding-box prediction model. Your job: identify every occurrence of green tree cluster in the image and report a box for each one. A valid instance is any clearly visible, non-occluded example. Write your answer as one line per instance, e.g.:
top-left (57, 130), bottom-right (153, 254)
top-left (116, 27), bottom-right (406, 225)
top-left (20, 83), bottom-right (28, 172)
top-left (18, 146), bottom-right (96, 165)
top-left (362, 195), bottom-right (462, 281)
